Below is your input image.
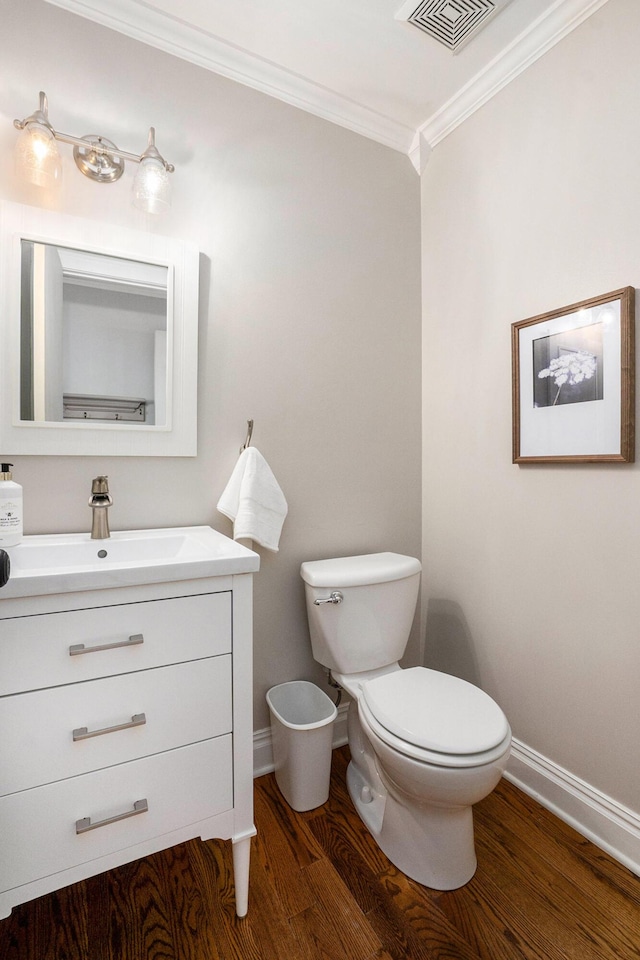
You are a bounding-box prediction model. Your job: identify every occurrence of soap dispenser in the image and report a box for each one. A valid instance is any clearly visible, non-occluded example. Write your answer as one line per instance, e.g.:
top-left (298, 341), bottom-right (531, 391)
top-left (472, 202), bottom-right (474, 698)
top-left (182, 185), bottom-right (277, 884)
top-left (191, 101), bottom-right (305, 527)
top-left (0, 463), bottom-right (23, 547)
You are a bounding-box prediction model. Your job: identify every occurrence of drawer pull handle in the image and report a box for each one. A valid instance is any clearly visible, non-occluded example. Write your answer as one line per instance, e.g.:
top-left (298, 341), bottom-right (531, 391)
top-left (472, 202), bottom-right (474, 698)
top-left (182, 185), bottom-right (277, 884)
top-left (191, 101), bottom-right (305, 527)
top-left (69, 633), bottom-right (144, 656)
top-left (76, 798), bottom-right (148, 834)
top-left (72, 712), bottom-right (147, 741)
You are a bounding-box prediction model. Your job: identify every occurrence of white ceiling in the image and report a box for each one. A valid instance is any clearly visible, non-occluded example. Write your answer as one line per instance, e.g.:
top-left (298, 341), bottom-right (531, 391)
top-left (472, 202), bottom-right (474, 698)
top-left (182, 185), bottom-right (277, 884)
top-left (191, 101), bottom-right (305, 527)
top-left (44, 0), bottom-right (610, 170)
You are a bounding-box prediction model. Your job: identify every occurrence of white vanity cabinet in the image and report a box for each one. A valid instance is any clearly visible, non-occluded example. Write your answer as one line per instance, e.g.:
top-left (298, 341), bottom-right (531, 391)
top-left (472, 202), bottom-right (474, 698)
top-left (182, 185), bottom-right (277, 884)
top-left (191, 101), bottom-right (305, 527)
top-left (0, 569), bottom-right (257, 919)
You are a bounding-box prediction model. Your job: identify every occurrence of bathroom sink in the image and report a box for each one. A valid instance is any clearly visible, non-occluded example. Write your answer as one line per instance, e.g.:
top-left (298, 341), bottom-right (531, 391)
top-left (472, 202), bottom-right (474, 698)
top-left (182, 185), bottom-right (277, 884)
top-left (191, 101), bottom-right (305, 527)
top-left (0, 526), bottom-right (260, 598)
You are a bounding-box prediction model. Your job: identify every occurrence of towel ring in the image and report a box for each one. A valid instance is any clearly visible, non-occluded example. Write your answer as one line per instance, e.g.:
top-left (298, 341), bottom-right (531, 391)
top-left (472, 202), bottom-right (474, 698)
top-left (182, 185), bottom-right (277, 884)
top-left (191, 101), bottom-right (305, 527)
top-left (240, 419), bottom-right (254, 454)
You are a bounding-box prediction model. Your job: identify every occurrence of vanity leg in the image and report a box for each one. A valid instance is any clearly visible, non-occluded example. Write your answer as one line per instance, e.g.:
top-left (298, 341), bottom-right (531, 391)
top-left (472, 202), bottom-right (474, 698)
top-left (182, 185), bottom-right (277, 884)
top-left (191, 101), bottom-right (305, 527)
top-left (232, 832), bottom-right (253, 917)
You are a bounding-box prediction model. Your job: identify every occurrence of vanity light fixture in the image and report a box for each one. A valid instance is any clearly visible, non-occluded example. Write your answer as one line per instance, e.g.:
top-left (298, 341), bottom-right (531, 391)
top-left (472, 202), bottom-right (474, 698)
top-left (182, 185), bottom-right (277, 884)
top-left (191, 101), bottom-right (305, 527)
top-left (13, 92), bottom-right (175, 214)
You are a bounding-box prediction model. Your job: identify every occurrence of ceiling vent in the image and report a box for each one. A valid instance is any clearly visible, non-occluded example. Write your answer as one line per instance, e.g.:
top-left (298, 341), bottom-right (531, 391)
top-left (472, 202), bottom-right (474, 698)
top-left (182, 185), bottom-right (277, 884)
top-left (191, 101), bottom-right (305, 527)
top-left (396, 0), bottom-right (513, 52)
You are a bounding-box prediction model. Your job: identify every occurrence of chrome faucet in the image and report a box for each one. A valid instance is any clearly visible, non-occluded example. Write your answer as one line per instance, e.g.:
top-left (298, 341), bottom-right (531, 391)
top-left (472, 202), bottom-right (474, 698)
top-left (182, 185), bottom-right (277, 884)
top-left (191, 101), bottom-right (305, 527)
top-left (89, 476), bottom-right (113, 540)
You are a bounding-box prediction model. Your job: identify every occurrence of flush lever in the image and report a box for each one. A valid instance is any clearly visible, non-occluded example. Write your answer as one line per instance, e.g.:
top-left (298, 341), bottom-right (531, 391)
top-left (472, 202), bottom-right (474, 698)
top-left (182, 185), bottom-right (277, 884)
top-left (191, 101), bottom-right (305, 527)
top-left (314, 591), bottom-right (343, 606)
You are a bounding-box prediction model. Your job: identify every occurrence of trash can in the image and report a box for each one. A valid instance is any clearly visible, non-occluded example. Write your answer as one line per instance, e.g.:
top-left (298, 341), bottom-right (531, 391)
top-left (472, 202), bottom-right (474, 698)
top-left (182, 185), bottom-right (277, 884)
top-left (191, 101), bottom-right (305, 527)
top-left (266, 680), bottom-right (338, 812)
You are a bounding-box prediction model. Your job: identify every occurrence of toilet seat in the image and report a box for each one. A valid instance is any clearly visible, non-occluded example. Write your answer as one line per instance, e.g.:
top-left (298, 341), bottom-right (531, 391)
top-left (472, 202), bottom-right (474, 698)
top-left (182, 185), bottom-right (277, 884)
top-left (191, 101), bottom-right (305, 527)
top-left (360, 667), bottom-right (511, 768)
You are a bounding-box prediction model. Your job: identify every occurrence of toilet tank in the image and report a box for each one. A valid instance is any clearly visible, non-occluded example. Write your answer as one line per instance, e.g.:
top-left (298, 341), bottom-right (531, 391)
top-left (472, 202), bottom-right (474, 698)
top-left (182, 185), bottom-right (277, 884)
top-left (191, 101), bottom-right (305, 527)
top-left (300, 553), bottom-right (421, 675)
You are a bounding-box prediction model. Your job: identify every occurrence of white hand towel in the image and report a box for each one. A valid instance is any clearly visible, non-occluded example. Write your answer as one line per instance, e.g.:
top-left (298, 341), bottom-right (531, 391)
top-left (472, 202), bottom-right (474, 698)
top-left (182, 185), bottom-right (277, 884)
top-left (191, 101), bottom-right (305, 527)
top-left (217, 447), bottom-right (288, 552)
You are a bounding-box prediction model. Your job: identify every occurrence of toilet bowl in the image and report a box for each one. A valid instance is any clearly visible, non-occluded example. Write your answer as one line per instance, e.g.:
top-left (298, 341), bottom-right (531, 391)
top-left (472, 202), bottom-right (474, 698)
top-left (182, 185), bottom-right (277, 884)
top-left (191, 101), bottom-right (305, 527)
top-left (300, 552), bottom-right (512, 890)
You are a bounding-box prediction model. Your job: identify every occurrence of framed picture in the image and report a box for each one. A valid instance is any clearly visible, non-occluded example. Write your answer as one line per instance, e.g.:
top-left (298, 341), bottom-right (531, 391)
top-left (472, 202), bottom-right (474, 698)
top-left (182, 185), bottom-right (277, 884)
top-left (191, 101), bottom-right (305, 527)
top-left (512, 287), bottom-right (635, 463)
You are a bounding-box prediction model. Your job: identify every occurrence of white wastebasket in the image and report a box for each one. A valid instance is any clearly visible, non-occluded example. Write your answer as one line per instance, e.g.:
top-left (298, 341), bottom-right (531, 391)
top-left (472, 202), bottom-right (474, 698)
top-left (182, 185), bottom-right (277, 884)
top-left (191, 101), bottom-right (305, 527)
top-left (266, 680), bottom-right (337, 812)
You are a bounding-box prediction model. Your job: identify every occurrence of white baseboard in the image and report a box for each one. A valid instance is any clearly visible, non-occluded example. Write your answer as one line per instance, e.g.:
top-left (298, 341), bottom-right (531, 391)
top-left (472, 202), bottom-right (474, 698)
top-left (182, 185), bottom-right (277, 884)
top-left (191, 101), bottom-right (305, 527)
top-left (253, 701), bottom-right (349, 779)
top-left (506, 738), bottom-right (640, 877)
top-left (253, 719), bottom-right (640, 878)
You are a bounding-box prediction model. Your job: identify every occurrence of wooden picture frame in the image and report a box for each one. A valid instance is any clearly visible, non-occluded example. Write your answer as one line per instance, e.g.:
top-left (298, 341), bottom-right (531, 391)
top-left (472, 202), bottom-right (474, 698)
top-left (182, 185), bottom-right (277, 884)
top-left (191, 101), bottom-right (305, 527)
top-left (512, 287), bottom-right (635, 463)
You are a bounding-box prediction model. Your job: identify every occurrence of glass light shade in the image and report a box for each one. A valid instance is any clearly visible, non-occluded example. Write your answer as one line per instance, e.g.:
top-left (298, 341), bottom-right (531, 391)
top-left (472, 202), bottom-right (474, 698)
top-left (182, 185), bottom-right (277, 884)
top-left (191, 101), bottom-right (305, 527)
top-left (15, 121), bottom-right (62, 188)
top-left (132, 156), bottom-right (171, 214)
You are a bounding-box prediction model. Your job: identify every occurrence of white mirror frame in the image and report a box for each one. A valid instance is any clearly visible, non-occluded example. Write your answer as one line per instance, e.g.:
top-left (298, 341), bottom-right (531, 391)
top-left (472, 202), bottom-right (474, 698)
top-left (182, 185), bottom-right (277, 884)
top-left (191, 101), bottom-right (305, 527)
top-left (0, 201), bottom-right (199, 456)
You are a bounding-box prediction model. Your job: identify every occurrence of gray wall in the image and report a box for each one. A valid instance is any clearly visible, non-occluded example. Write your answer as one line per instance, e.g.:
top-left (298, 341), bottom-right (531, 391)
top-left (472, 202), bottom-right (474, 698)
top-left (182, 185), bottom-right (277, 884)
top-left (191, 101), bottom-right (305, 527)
top-left (0, 0), bottom-right (422, 730)
top-left (421, 0), bottom-right (640, 810)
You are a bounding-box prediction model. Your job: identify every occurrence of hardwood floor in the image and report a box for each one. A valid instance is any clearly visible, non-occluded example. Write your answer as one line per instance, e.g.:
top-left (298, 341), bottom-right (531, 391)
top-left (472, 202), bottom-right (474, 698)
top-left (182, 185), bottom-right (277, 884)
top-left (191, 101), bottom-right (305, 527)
top-left (2, 745), bottom-right (640, 959)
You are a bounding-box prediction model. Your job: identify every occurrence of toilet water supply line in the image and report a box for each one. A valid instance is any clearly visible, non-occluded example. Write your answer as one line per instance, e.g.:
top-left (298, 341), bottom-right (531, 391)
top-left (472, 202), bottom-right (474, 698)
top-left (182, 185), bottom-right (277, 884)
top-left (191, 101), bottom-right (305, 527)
top-left (327, 670), bottom-right (342, 708)
top-left (314, 592), bottom-right (344, 706)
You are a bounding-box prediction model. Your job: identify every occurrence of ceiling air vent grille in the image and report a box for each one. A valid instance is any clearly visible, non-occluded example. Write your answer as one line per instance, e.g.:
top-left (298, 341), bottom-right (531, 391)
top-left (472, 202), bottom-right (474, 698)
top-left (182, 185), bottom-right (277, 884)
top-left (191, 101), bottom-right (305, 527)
top-left (397, 0), bottom-right (501, 52)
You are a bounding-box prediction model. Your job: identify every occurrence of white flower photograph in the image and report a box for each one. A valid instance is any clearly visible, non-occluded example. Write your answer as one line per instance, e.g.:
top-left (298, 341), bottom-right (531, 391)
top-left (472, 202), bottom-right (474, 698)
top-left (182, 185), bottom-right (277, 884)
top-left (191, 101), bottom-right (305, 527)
top-left (533, 322), bottom-right (603, 408)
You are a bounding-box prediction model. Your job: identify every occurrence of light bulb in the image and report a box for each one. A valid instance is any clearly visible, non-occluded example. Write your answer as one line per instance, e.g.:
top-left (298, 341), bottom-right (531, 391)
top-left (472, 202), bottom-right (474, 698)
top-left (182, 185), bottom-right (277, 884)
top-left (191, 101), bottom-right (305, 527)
top-left (15, 121), bottom-right (62, 188)
top-left (132, 156), bottom-right (171, 214)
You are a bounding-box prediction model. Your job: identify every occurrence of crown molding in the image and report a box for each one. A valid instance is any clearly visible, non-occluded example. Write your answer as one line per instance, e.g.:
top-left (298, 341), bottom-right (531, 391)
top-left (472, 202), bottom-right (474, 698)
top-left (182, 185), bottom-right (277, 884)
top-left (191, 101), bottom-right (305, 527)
top-left (417, 0), bottom-right (612, 150)
top-left (44, 0), bottom-right (610, 171)
top-left (408, 132), bottom-right (432, 176)
top-left (41, 0), bottom-right (415, 155)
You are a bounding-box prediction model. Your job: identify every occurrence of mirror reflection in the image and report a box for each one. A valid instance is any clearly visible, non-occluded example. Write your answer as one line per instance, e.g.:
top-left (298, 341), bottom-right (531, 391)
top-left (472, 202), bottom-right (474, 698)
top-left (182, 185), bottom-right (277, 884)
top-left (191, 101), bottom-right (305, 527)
top-left (20, 241), bottom-right (169, 426)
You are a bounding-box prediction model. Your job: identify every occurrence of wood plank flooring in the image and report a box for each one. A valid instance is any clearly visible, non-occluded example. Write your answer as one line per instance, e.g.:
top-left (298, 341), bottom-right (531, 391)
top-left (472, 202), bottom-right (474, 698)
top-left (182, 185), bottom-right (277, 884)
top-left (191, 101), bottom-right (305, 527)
top-left (2, 746), bottom-right (640, 959)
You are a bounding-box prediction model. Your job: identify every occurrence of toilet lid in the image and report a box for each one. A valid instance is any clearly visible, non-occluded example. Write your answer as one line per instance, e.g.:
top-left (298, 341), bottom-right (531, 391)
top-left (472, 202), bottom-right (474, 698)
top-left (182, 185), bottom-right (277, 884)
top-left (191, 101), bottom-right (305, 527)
top-left (362, 667), bottom-right (509, 755)
top-left (300, 552), bottom-right (421, 587)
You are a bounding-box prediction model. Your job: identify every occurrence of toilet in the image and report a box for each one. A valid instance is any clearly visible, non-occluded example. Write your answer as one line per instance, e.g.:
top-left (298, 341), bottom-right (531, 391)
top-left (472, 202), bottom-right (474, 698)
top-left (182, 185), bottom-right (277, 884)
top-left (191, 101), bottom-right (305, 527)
top-left (300, 552), bottom-right (511, 890)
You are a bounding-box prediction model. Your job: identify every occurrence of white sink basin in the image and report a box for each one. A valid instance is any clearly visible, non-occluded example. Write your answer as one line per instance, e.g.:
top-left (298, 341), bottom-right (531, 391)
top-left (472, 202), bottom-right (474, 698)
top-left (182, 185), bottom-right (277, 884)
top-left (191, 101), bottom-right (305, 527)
top-left (0, 526), bottom-right (260, 598)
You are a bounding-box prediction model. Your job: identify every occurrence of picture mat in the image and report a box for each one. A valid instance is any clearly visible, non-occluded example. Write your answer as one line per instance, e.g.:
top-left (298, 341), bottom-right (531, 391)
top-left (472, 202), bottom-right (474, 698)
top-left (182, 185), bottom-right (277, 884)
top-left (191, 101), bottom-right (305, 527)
top-left (518, 302), bottom-right (621, 457)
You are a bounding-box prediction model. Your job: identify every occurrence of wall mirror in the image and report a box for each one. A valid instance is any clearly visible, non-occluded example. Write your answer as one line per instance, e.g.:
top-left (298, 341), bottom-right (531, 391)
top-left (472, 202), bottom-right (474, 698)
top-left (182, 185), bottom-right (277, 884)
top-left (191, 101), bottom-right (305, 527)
top-left (0, 202), bottom-right (199, 456)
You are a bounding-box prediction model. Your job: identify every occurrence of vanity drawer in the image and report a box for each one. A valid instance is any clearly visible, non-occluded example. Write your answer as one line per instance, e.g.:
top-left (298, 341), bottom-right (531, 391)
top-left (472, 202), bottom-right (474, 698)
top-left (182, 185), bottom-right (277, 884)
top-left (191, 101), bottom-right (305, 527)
top-left (0, 736), bottom-right (232, 894)
top-left (0, 591), bottom-right (231, 695)
top-left (0, 656), bottom-right (231, 796)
